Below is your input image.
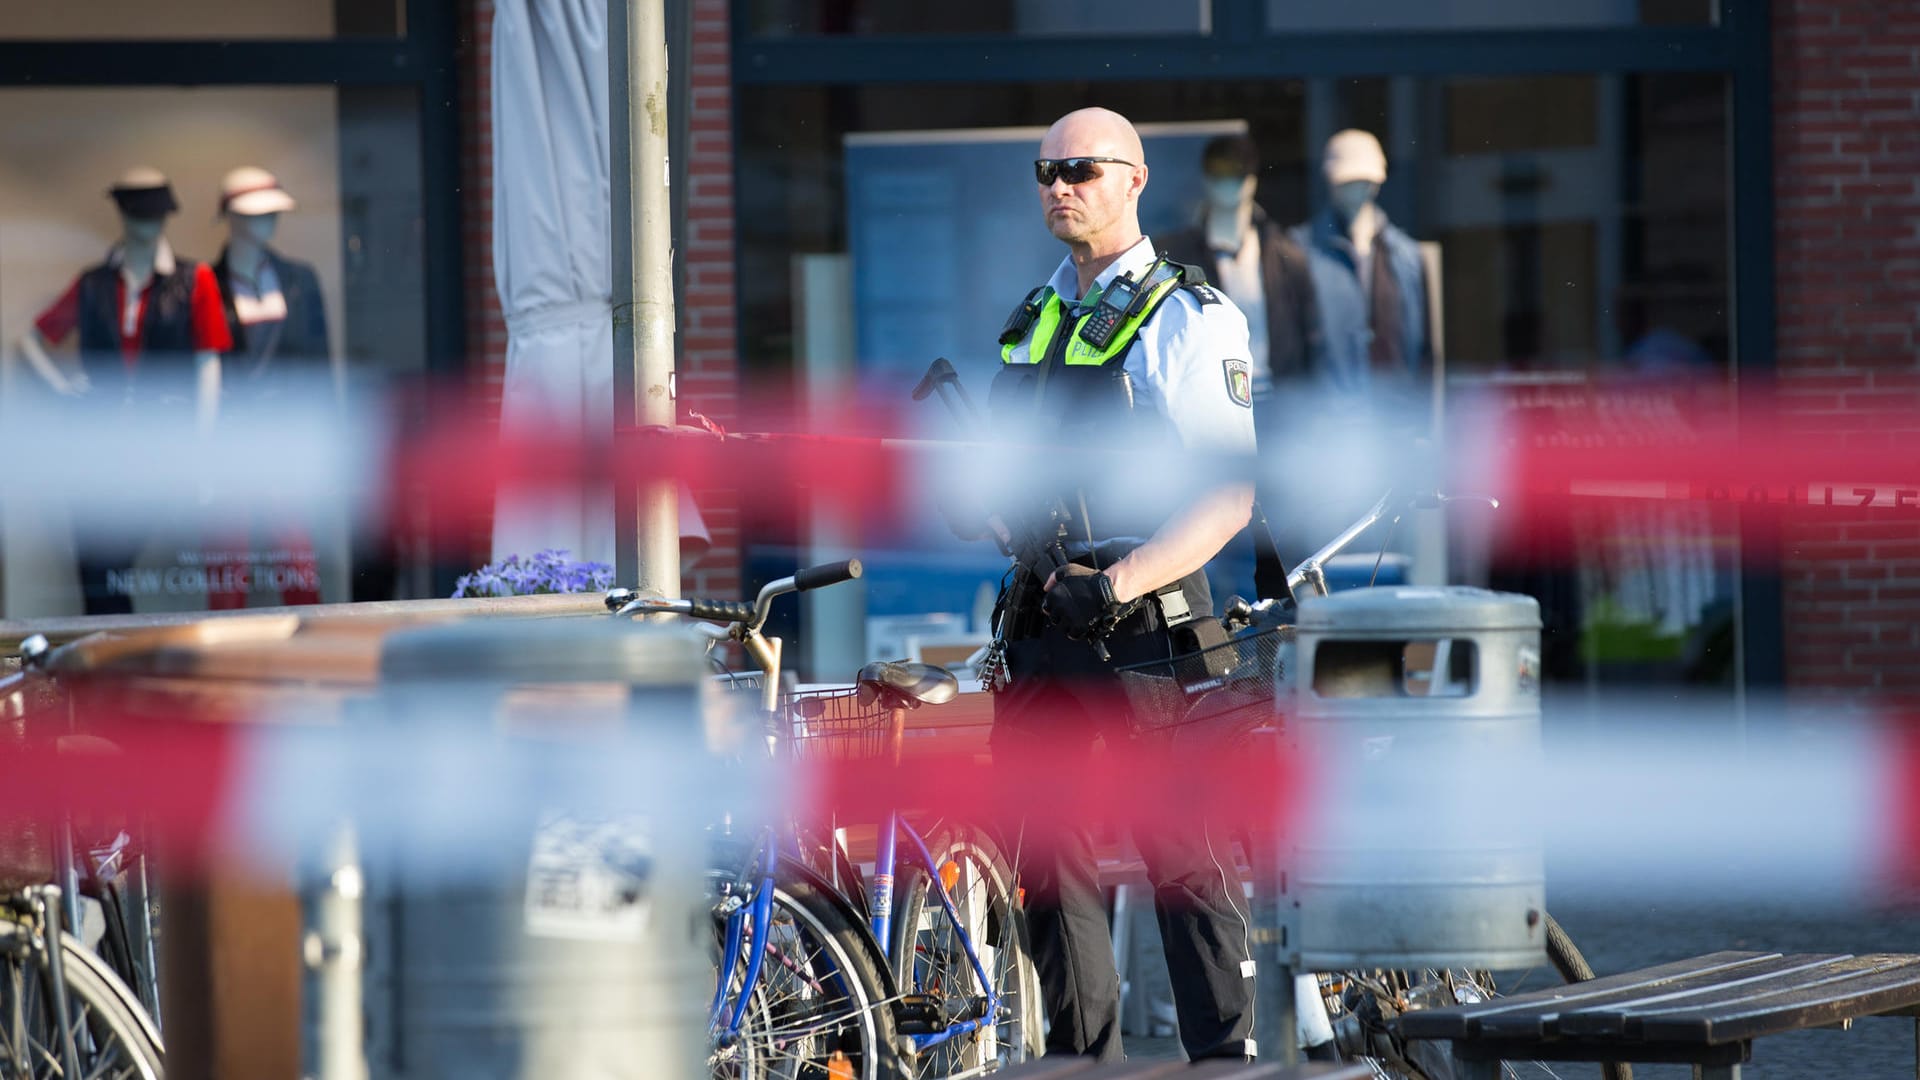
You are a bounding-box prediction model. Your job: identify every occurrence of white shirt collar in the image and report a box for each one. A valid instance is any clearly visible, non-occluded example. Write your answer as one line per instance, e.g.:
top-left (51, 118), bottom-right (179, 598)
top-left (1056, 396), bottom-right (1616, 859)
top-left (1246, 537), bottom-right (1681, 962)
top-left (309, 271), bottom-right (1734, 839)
top-left (1045, 235), bottom-right (1159, 305)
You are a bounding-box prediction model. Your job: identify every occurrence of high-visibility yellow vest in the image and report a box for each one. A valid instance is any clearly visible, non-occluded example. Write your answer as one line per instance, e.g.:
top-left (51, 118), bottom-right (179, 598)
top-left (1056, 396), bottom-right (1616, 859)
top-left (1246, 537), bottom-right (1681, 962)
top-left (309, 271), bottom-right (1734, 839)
top-left (1000, 257), bottom-right (1190, 369)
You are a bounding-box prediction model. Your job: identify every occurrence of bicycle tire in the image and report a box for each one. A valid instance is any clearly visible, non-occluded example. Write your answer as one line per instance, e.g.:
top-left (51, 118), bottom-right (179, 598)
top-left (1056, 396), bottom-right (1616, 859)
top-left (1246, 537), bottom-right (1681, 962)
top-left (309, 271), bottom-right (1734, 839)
top-left (711, 874), bottom-right (904, 1080)
top-left (889, 824), bottom-right (1043, 1078)
top-left (0, 920), bottom-right (165, 1079)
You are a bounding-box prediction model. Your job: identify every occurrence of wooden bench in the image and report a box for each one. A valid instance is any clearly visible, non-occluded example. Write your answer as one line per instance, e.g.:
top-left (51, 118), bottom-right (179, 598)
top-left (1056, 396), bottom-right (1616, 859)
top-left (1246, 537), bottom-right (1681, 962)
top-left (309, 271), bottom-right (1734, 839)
top-left (1396, 950), bottom-right (1920, 1079)
top-left (993, 1055), bottom-right (1375, 1079)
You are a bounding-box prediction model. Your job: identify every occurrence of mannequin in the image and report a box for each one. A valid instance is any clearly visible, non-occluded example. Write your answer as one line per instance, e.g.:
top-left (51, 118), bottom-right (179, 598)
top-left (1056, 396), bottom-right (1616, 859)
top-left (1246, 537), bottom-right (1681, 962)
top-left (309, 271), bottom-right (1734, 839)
top-left (1278, 132), bottom-right (1436, 588)
top-left (1162, 134), bottom-right (1320, 400)
top-left (19, 167), bottom-right (226, 428)
top-left (1162, 135), bottom-right (1321, 603)
top-left (208, 167), bottom-right (333, 609)
top-left (212, 167), bottom-right (335, 402)
top-left (19, 167), bottom-right (232, 614)
top-left (1289, 129), bottom-right (1432, 413)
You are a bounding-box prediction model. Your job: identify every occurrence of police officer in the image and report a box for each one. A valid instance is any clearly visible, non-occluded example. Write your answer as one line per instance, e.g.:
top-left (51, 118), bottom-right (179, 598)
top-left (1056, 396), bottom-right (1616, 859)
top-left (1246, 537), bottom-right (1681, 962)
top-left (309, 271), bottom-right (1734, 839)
top-left (980, 107), bottom-right (1260, 1063)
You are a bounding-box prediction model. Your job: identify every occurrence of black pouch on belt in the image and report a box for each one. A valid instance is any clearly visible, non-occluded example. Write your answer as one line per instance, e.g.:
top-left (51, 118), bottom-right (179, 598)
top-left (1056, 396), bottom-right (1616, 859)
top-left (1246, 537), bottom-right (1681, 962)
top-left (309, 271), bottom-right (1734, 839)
top-left (1170, 615), bottom-right (1236, 679)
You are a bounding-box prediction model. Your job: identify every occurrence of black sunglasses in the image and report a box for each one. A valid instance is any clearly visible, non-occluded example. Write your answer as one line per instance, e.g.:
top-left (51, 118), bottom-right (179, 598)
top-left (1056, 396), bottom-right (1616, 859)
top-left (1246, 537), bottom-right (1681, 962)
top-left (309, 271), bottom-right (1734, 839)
top-left (1034, 157), bottom-right (1135, 186)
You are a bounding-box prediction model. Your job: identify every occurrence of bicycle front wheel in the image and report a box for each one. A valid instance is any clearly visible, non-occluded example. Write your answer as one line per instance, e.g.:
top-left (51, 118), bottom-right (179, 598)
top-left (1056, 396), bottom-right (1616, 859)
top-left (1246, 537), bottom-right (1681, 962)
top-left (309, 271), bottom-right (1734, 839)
top-left (0, 920), bottom-right (166, 1079)
top-left (712, 875), bottom-right (902, 1080)
top-left (890, 823), bottom-right (1043, 1078)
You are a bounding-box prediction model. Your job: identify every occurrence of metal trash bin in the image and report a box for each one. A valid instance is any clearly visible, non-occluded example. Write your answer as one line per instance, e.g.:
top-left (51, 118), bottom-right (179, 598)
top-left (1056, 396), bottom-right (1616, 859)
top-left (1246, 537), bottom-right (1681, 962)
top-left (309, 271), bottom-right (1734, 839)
top-left (349, 618), bottom-right (715, 1080)
top-left (1290, 586), bottom-right (1546, 971)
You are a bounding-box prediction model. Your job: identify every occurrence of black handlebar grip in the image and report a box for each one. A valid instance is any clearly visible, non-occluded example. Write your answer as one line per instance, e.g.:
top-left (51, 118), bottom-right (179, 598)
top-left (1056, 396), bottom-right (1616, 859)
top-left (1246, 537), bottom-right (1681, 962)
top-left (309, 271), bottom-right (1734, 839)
top-left (685, 598), bottom-right (758, 623)
top-left (794, 558), bottom-right (864, 592)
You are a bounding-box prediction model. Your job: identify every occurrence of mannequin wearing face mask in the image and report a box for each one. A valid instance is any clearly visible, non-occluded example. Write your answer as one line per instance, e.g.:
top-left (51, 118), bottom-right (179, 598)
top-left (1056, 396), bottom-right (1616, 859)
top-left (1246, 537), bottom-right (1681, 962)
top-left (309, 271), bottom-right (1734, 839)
top-left (19, 168), bottom-right (229, 423)
top-left (1288, 129), bottom-right (1432, 415)
top-left (207, 167), bottom-right (333, 609)
top-left (211, 168), bottom-right (334, 401)
top-left (18, 167), bottom-right (232, 614)
top-left (1161, 134), bottom-right (1322, 404)
top-left (1161, 135), bottom-right (1321, 603)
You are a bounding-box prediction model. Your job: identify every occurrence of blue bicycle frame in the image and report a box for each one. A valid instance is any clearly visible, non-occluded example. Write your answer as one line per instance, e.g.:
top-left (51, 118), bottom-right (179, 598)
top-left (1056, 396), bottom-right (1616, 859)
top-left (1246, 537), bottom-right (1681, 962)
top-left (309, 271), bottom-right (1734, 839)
top-left (709, 814), bottom-right (1004, 1056)
top-left (613, 571), bottom-right (1009, 1062)
top-left (872, 809), bottom-right (1004, 1053)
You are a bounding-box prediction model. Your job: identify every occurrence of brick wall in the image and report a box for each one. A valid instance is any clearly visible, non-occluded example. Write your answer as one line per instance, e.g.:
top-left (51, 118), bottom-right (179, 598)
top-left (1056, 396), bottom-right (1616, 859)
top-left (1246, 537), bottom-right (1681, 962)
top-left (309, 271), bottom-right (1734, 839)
top-left (455, 0), bottom-right (502, 579)
top-left (459, 0), bottom-right (505, 387)
top-left (1774, 0), bottom-right (1920, 697)
top-left (680, 0), bottom-right (743, 597)
top-left (454, 0), bottom-right (742, 597)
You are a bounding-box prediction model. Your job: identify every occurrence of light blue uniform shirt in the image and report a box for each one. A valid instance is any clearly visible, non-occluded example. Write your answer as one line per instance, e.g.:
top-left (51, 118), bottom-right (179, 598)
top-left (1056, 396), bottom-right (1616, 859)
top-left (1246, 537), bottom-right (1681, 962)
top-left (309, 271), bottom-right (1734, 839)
top-left (1005, 236), bottom-right (1259, 461)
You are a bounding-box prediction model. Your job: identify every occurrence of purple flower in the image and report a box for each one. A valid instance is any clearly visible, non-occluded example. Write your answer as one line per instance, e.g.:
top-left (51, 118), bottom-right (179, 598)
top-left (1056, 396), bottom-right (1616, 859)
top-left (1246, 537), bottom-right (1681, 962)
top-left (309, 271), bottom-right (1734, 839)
top-left (451, 550), bottom-right (615, 598)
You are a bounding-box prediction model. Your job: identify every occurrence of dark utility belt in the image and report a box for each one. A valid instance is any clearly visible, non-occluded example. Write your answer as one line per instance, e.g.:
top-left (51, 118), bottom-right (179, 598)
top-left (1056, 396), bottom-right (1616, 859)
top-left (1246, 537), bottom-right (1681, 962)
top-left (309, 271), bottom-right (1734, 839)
top-left (1000, 556), bottom-right (1208, 644)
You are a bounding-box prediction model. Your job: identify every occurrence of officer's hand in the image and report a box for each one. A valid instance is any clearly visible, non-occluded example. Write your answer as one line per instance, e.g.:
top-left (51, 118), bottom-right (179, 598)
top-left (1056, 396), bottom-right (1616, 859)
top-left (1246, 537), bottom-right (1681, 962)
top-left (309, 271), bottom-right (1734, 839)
top-left (1042, 564), bottom-right (1135, 638)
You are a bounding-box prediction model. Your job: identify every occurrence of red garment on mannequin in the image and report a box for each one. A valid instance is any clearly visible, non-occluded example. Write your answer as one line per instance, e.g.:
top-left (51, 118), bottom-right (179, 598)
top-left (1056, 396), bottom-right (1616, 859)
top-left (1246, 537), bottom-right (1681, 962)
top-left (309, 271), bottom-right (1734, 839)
top-left (35, 261), bottom-right (230, 368)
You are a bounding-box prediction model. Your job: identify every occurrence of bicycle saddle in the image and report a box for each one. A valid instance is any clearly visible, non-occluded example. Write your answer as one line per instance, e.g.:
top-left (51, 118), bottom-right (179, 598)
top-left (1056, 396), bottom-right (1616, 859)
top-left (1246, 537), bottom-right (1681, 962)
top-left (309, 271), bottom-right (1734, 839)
top-left (855, 660), bottom-right (958, 709)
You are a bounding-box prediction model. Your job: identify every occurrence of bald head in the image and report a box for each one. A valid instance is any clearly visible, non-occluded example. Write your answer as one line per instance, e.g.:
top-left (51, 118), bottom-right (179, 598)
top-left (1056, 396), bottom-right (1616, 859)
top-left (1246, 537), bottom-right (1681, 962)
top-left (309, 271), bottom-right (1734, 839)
top-left (1040, 107), bottom-right (1146, 167)
top-left (1035, 108), bottom-right (1151, 272)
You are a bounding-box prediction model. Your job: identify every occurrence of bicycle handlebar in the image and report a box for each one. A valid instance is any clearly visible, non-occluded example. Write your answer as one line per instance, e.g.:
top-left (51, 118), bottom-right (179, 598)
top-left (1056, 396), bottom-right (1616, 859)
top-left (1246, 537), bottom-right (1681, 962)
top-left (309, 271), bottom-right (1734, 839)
top-left (607, 559), bottom-right (863, 632)
top-left (608, 560), bottom-right (865, 715)
top-left (793, 559), bottom-right (862, 593)
top-left (1286, 490), bottom-right (1499, 598)
top-left (1287, 491), bottom-right (1395, 596)
top-left (686, 598), bottom-right (758, 623)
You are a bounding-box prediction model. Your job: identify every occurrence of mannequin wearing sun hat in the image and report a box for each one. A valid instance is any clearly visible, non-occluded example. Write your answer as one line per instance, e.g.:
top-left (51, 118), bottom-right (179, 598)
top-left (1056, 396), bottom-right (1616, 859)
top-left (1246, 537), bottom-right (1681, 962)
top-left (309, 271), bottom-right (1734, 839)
top-left (19, 167), bottom-right (230, 419)
top-left (205, 166), bottom-right (333, 610)
top-left (212, 167), bottom-right (334, 402)
top-left (16, 166), bottom-right (232, 614)
top-left (1288, 130), bottom-right (1432, 408)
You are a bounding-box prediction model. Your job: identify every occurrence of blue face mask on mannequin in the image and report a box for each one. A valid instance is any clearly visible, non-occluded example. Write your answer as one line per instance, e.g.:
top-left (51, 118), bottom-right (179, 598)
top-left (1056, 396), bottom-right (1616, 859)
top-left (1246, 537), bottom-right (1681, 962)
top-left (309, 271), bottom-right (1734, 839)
top-left (1206, 176), bottom-right (1250, 212)
top-left (1329, 180), bottom-right (1381, 222)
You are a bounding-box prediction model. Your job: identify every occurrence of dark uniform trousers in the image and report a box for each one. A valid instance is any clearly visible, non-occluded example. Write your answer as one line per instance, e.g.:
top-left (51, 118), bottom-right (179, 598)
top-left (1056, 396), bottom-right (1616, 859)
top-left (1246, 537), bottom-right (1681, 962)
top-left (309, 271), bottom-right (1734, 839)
top-left (992, 593), bottom-right (1256, 1063)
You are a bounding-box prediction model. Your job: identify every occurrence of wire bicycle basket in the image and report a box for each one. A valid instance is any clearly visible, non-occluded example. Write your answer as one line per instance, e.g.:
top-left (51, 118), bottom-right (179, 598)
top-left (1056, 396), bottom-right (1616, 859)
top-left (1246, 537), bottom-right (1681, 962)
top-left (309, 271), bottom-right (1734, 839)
top-left (781, 687), bottom-right (897, 763)
top-left (1115, 625), bottom-right (1291, 742)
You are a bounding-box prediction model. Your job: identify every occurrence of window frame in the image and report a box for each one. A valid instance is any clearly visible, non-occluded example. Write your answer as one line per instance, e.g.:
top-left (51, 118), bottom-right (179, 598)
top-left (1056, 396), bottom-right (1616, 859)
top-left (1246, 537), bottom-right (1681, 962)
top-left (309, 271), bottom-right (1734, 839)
top-left (0, 0), bottom-right (466, 379)
top-left (730, 0), bottom-right (1782, 696)
top-left (0, 0), bottom-right (466, 601)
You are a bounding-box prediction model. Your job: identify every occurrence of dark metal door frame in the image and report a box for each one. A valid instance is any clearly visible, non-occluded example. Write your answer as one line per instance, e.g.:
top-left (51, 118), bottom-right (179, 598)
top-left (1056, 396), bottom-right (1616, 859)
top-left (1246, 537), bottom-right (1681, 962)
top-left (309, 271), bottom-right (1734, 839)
top-left (0, 0), bottom-right (466, 378)
top-left (726, 0), bottom-right (1781, 698)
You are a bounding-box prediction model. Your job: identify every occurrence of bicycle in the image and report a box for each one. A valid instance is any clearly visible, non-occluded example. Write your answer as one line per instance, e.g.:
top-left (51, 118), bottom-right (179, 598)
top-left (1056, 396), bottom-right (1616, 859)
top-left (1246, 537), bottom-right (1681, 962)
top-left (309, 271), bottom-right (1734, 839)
top-left (1114, 489), bottom-right (1626, 1080)
top-left (0, 884), bottom-right (165, 1079)
top-left (786, 667), bottom-right (1043, 1078)
top-left (608, 561), bottom-right (1041, 1080)
top-left (0, 635), bottom-right (168, 1078)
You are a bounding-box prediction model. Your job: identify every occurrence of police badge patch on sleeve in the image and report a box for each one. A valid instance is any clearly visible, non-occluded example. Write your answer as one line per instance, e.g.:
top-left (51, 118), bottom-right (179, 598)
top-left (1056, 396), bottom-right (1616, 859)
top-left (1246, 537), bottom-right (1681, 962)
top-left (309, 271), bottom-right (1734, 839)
top-left (1223, 359), bottom-right (1253, 408)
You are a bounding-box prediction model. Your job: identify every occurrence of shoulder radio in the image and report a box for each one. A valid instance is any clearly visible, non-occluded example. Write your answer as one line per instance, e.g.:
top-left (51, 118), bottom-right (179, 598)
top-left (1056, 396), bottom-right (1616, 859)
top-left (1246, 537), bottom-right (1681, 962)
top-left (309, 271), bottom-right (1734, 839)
top-left (1076, 273), bottom-right (1139, 350)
